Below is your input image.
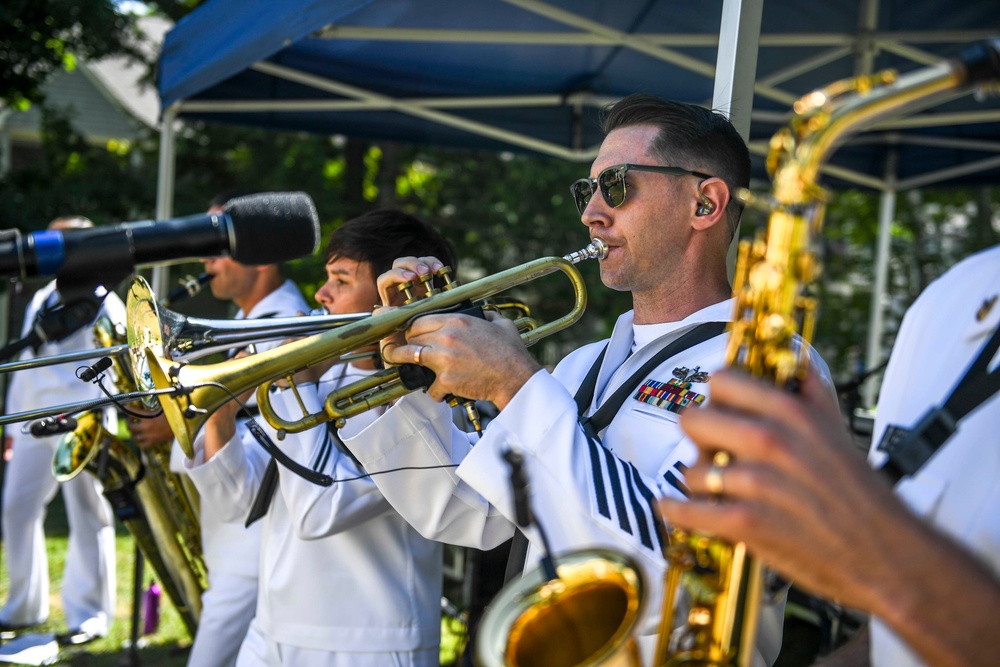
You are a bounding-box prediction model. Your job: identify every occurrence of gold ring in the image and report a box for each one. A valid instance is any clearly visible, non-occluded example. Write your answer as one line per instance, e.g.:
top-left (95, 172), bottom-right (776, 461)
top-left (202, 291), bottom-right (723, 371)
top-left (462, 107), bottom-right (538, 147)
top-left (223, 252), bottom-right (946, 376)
top-left (413, 345), bottom-right (425, 365)
top-left (705, 464), bottom-right (725, 496)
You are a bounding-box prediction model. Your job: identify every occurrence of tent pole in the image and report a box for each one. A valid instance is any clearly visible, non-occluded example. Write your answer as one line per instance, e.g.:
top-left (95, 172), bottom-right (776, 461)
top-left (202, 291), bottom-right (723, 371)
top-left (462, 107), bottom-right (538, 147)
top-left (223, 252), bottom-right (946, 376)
top-left (712, 0), bottom-right (763, 279)
top-left (863, 148), bottom-right (898, 409)
top-left (153, 104), bottom-right (179, 301)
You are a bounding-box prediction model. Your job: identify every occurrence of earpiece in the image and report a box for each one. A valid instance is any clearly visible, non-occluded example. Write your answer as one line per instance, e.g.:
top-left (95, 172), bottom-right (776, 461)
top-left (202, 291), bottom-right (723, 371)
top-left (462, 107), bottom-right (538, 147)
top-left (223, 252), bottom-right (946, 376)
top-left (696, 201), bottom-right (715, 216)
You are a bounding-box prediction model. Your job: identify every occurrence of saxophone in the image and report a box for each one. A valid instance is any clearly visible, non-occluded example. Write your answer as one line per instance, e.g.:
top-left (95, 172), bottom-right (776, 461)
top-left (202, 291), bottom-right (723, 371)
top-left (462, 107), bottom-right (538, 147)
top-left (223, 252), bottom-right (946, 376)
top-left (654, 40), bottom-right (1000, 667)
top-left (53, 314), bottom-right (209, 635)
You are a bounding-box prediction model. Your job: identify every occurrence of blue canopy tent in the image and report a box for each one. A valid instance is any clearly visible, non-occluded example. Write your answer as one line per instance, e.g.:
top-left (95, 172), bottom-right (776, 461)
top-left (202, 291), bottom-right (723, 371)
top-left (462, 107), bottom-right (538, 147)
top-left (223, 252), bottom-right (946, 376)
top-left (155, 0), bottom-right (1000, 402)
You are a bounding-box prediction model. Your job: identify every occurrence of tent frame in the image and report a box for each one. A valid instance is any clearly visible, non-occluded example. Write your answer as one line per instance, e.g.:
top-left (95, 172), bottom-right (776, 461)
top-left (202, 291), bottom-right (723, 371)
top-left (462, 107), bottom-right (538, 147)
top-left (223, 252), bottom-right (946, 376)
top-left (155, 0), bottom-right (1000, 406)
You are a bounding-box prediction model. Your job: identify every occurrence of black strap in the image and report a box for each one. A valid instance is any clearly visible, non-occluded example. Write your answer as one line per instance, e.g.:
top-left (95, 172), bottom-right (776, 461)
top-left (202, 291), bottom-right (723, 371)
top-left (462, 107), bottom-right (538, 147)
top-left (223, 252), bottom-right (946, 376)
top-left (879, 321), bottom-right (1000, 481)
top-left (502, 321), bottom-right (727, 582)
top-left (245, 458), bottom-right (279, 527)
top-left (581, 321), bottom-right (727, 434)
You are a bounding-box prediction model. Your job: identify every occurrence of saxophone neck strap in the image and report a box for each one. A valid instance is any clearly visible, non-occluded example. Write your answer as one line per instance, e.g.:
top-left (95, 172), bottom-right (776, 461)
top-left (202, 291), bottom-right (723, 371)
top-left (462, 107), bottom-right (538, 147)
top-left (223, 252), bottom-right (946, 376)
top-left (878, 320), bottom-right (1000, 481)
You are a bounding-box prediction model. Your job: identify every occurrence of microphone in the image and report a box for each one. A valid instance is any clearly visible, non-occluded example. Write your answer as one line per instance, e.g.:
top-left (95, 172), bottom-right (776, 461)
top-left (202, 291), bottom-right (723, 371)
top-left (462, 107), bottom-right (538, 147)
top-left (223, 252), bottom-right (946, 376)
top-left (79, 356), bottom-right (114, 382)
top-left (0, 192), bottom-right (320, 280)
top-left (28, 415), bottom-right (79, 437)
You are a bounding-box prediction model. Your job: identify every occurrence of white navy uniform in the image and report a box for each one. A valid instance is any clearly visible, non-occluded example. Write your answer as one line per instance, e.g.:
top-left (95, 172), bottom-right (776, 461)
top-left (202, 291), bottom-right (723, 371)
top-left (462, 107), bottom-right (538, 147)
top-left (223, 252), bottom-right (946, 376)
top-left (1, 281), bottom-right (125, 635)
top-left (176, 279), bottom-right (309, 667)
top-left (345, 299), bottom-right (832, 666)
top-left (868, 245), bottom-right (1000, 666)
top-left (186, 358), bottom-right (442, 667)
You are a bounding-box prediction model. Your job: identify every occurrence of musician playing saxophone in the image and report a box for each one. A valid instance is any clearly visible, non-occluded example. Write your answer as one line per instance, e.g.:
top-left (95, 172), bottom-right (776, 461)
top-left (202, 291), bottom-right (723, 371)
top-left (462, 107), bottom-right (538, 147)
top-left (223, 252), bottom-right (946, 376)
top-left (341, 95), bottom-right (833, 664)
top-left (662, 244), bottom-right (1000, 667)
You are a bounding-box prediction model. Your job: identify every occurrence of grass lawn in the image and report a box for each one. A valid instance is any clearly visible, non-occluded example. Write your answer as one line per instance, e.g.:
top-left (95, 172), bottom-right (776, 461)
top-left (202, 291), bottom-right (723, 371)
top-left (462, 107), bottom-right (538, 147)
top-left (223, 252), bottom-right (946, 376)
top-left (0, 489), bottom-right (191, 666)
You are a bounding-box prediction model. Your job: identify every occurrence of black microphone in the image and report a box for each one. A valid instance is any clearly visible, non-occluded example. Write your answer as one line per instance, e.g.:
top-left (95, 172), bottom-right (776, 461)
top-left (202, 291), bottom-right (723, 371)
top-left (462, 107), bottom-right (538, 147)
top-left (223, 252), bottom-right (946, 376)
top-left (28, 415), bottom-right (79, 437)
top-left (0, 192), bottom-right (320, 280)
top-left (79, 356), bottom-right (114, 382)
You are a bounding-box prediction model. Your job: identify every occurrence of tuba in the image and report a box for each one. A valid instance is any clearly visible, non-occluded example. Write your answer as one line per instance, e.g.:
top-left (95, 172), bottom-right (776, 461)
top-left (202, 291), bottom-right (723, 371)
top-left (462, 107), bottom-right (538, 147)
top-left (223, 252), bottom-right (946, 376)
top-left (53, 316), bottom-right (208, 636)
top-left (654, 40), bottom-right (1000, 667)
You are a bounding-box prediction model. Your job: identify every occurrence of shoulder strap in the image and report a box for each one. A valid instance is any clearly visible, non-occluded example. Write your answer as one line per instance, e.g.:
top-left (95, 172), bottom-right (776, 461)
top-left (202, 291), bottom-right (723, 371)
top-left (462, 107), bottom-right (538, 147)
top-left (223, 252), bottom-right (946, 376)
top-left (504, 321), bottom-right (727, 582)
top-left (583, 321), bottom-right (727, 434)
top-left (879, 321), bottom-right (1000, 480)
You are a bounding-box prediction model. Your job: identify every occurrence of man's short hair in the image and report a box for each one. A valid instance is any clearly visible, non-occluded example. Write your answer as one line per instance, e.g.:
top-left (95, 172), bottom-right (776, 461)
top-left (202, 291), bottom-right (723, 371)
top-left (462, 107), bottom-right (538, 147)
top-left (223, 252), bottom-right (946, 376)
top-left (324, 209), bottom-right (456, 277)
top-left (48, 216), bottom-right (94, 231)
top-left (601, 94), bottom-right (751, 240)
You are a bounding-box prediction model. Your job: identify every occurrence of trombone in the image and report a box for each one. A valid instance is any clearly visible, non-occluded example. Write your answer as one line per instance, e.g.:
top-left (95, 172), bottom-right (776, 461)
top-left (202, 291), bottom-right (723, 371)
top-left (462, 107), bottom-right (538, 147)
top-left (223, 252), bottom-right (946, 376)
top-left (132, 239), bottom-right (608, 458)
top-left (0, 302), bottom-right (369, 429)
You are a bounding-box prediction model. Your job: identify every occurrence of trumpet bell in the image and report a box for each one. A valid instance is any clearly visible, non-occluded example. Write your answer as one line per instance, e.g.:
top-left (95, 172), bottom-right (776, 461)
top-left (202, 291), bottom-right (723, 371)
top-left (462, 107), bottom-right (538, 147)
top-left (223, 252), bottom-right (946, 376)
top-left (476, 549), bottom-right (644, 667)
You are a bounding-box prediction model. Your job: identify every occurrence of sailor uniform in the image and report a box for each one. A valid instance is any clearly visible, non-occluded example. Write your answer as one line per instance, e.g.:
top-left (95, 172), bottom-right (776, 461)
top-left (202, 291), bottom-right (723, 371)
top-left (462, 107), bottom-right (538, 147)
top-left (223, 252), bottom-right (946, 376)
top-left (1, 281), bottom-right (125, 635)
top-left (344, 298), bottom-right (832, 665)
top-left (181, 279), bottom-right (309, 667)
top-left (186, 357), bottom-right (441, 665)
top-left (868, 245), bottom-right (1000, 666)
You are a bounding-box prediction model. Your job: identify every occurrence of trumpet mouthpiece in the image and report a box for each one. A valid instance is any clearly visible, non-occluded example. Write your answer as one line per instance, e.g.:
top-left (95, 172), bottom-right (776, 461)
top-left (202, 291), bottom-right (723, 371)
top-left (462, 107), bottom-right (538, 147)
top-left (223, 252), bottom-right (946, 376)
top-left (564, 238), bottom-right (608, 264)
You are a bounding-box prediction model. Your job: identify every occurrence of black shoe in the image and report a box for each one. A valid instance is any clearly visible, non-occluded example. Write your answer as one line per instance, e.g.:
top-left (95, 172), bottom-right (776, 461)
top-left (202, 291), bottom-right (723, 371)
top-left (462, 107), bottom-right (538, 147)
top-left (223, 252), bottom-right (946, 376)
top-left (0, 620), bottom-right (36, 640)
top-left (55, 629), bottom-right (102, 646)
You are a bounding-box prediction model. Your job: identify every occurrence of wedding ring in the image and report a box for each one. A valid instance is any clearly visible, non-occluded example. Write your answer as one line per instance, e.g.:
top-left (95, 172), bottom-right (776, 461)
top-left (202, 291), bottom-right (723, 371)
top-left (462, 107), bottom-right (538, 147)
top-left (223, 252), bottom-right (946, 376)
top-left (705, 463), bottom-right (725, 496)
top-left (705, 450), bottom-right (731, 496)
top-left (413, 345), bottom-right (426, 365)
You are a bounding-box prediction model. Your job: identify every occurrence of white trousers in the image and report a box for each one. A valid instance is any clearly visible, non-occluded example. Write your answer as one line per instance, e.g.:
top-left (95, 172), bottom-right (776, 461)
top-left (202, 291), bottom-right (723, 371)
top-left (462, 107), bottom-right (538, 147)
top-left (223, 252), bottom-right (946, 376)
top-left (236, 620), bottom-right (439, 667)
top-left (187, 571), bottom-right (257, 667)
top-left (0, 437), bottom-right (115, 632)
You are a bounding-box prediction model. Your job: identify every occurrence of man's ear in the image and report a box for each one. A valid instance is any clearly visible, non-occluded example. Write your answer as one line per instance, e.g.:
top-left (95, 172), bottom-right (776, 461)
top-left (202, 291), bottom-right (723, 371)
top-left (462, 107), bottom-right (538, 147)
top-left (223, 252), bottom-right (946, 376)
top-left (692, 177), bottom-right (730, 231)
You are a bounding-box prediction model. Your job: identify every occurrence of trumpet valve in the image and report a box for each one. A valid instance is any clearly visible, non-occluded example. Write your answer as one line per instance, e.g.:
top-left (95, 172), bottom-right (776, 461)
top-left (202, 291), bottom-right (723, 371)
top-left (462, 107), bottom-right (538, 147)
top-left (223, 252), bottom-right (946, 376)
top-left (397, 281), bottom-right (417, 304)
top-left (436, 266), bottom-right (458, 290)
top-left (419, 272), bottom-right (440, 296)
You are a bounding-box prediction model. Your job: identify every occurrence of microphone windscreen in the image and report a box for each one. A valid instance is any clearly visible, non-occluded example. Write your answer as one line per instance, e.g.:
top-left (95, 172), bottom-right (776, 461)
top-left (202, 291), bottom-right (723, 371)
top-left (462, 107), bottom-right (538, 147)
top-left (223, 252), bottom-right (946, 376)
top-left (225, 192), bottom-right (320, 265)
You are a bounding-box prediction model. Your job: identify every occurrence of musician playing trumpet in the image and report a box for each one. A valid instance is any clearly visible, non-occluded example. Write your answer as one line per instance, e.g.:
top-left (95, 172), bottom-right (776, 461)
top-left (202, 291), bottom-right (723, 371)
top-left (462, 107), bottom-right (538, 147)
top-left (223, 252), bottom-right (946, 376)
top-left (184, 210), bottom-right (453, 667)
top-left (341, 95), bottom-right (833, 664)
top-left (127, 190), bottom-right (310, 667)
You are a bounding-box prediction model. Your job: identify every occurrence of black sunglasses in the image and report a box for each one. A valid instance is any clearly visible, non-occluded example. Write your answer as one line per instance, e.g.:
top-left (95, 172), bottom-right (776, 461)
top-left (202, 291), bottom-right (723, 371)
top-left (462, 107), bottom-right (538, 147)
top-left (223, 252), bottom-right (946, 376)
top-left (570, 163), bottom-right (714, 215)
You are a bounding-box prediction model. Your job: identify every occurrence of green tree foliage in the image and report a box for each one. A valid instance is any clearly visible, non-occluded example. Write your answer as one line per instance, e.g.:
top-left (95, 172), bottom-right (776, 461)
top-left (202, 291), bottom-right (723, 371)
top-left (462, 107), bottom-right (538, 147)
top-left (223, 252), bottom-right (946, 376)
top-left (0, 0), bottom-right (141, 109)
top-left (0, 106), bottom-right (155, 229)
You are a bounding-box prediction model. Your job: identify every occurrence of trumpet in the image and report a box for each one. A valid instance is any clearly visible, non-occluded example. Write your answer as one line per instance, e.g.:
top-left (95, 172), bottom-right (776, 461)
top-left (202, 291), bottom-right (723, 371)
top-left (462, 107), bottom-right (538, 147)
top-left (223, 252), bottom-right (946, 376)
top-left (129, 240), bottom-right (608, 458)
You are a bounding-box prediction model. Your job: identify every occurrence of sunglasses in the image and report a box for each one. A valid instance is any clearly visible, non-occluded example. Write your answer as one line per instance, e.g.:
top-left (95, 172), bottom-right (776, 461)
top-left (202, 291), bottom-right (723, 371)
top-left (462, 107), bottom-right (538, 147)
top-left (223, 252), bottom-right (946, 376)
top-left (570, 163), bottom-right (713, 215)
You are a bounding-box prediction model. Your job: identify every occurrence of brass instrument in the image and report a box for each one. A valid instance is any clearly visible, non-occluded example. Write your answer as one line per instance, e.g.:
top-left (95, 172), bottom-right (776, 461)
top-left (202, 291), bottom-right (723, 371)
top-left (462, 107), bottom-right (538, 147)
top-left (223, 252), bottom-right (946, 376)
top-left (475, 549), bottom-right (644, 667)
top-left (0, 297), bottom-right (367, 379)
top-left (53, 316), bottom-right (208, 636)
top-left (655, 41), bottom-right (1000, 667)
top-left (127, 240), bottom-right (607, 457)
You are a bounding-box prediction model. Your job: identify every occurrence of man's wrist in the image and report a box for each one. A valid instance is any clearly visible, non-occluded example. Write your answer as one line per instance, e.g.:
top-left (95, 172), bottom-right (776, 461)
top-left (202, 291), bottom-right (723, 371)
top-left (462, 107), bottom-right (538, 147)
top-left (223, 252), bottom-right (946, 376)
top-left (490, 361), bottom-right (543, 411)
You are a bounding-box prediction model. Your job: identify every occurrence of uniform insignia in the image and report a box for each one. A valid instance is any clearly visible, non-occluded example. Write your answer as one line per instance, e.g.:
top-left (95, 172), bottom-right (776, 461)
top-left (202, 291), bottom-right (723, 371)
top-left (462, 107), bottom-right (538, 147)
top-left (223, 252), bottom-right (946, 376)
top-left (634, 376), bottom-right (707, 414)
top-left (977, 294), bottom-right (997, 322)
top-left (671, 366), bottom-right (710, 384)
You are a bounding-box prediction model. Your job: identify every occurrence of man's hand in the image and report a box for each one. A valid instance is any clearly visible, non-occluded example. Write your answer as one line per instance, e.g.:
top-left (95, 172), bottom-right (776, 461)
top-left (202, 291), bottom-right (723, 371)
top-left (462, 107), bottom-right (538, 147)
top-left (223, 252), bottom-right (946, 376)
top-left (661, 368), bottom-right (908, 610)
top-left (376, 256), bottom-right (541, 410)
top-left (126, 411), bottom-right (175, 450)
